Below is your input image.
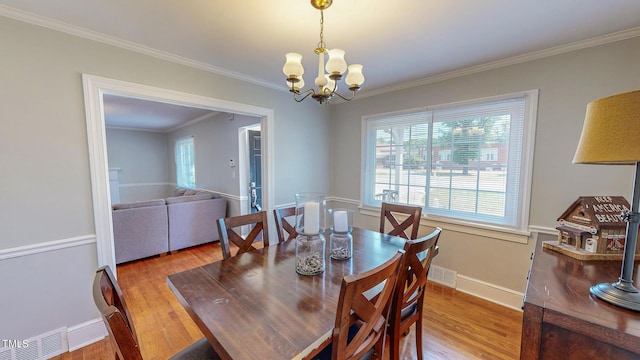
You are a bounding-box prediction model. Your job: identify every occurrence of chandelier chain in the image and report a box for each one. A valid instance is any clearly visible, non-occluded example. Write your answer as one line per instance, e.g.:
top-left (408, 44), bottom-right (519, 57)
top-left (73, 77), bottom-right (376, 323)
top-left (317, 9), bottom-right (326, 50)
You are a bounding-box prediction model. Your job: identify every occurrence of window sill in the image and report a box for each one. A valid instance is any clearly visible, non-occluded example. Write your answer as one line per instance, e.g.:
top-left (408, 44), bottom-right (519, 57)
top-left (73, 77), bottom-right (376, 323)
top-left (359, 206), bottom-right (531, 244)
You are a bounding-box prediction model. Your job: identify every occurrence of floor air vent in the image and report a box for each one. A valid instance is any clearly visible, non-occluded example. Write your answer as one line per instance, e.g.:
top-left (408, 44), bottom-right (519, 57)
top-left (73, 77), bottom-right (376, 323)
top-left (428, 265), bottom-right (457, 288)
top-left (1, 327), bottom-right (67, 360)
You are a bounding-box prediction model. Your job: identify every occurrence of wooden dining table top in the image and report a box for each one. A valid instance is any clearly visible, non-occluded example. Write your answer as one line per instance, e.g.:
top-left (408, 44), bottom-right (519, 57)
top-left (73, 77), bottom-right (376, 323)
top-left (167, 227), bottom-right (405, 360)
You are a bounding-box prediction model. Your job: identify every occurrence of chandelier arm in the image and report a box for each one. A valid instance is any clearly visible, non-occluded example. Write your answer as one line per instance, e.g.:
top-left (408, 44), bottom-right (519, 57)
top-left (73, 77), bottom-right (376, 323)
top-left (329, 78), bottom-right (339, 94)
top-left (292, 88), bottom-right (317, 102)
top-left (331, 90), bottom-right (358, 102)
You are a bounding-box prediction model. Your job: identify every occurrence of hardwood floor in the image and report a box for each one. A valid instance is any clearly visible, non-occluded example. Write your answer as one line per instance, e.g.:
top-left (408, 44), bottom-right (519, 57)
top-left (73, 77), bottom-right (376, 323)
top-left (53, 243), bottom-right (523, 360)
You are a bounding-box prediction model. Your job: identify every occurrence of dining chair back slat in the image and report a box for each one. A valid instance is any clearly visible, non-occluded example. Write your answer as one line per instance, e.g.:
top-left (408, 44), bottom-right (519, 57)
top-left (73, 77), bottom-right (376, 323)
top-left (93, 265), bottom-right (143, 360)
top-left (93, 266), bottom-right (221, 360)
top-left (217, 211), bottom-right (270, 259)
top-left (315, 251), bottom-right (404, 360)
top-left (273, 206), bottom-right (298, 243)
top-left (388, 228), bottom-right (441, 360)
top-left (379, 202), bottom-right (422, 240)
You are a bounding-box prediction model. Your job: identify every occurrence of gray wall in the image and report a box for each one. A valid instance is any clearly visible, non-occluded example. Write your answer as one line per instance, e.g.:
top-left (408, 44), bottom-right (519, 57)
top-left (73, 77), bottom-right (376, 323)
top-left (330, 36), bottom-right (640, 293)
top-left (106, 112), bottom-right (262, 205)
top-left (106, 128), bottom-right (170, 202)
top-left (167, 113), bottom-right (261, 196)
top-left (0, 15), bottom-right (329, 341)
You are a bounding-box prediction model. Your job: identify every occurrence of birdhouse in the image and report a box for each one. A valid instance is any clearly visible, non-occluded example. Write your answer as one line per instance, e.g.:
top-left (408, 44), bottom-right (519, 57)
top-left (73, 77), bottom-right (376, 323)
top-left (555, 196), bottom-right (631, 255)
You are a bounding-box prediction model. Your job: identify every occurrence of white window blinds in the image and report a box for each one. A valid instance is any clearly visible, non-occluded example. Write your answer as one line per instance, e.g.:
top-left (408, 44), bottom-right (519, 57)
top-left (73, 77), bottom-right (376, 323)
top-left (363, 91), bottom-right (537, 231)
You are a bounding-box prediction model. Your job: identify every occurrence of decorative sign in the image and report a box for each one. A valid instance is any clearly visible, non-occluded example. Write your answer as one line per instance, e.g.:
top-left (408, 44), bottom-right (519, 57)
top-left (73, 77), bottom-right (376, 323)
top-left (555, 196), bottom-right (630, 257)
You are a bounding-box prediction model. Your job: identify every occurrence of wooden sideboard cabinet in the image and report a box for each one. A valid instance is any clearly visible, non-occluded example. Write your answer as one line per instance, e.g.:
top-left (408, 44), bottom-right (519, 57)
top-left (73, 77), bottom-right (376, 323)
top-left (520, 234), bottom-right (640, 359)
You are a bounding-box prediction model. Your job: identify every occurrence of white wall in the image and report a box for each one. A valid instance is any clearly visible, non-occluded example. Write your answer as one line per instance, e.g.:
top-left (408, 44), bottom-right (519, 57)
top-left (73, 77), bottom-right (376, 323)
top-left (106, 128), bottom-right (170, 202)
top-left (167, 112), bottom-right (262, 216)
top-left (0, 15), bottom-right (329, 343)
top-left (167, 113), bottom-right (260, 195)
top-left (330, 36), bottom-right (640, 297)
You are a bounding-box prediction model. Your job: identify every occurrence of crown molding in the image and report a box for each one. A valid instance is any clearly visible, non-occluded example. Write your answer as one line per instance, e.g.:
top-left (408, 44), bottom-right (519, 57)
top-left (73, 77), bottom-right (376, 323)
top-left (0, 4), bottom-right (284, 92)
top-left (357, 26), bottom-right (640, 100)
top-left (3, 5), bottom-right (640, 100)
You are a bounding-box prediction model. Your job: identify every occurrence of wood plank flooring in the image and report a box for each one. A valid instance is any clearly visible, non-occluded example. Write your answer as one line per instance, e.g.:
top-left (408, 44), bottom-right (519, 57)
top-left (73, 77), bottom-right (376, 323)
top-left (53, 242), bottom-right (523, 360)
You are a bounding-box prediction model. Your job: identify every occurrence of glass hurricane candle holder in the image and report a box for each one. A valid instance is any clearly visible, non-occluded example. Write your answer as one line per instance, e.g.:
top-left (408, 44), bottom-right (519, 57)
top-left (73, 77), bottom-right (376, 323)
top-left (295, 192), bottom-right (326, 235)
top-left (294, 193), bottom-right (327, 275)
top-left (329, 208), bottom-right (354, 260)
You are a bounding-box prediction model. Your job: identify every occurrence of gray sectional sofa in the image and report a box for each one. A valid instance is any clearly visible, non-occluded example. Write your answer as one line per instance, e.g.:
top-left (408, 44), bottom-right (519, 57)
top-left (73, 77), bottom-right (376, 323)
top-left (112, 188), bottom-right (227, 264)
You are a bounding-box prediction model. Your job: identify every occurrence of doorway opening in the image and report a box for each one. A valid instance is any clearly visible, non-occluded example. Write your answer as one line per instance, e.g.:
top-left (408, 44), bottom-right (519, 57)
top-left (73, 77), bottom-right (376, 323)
top-left (83, 74), bottom-right (274, 273)
top-left (239, 124), bottom-right (262, 215)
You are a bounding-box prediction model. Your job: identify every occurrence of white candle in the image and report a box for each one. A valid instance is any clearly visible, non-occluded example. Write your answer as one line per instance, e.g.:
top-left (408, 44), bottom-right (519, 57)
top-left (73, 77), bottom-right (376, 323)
top-left (334, 210), bottom-right (348, 233)
top-left (304, 201), bottom-right (320, 234)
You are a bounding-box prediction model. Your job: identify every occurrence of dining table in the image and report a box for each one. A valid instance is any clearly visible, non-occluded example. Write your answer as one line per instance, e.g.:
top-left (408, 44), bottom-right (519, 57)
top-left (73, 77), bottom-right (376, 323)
top-left (167, 227), bottom-right (406, 360)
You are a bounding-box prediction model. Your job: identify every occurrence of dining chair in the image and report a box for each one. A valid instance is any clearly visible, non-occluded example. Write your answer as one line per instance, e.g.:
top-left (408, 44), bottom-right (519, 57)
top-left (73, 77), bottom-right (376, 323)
top-left (216, 211), bottom-right (270, 259)
top-left (93, 265), bottom-right (220, 360)
top-left (388, 228), bottom-right (441, 360)
top-left (314, 251), bottom-right (405, 360)
top-left (273, 206), bottom-right (298, 243)
top-left (379, 202), bottom-right (423, 240)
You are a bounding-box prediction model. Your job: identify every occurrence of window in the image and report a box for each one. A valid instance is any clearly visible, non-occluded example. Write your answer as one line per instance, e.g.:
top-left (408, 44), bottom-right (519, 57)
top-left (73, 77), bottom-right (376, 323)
top-left (481, 148), bottom-right (498, 162)
top-left (437, 149), bottom-right (451, 162)
top-left (363, 90), bottom-right (538, 232)
top-left (175, 136), bottom-right (195, 188)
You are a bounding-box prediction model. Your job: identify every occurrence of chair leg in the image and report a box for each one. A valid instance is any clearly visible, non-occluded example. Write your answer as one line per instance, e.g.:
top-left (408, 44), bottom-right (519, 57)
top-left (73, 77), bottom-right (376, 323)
top-left (415, 317), bottom-right (424, 360)
top-left (389, 328), bottom-right (400, 360)
top-left (374, 335), bottom-right (385, 360)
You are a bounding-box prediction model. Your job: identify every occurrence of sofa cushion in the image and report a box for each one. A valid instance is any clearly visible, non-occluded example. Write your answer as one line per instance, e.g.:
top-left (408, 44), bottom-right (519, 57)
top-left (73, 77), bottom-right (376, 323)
top-left (112, 199), bottom-right (166, 210)
top-left (194, 190), bottom-right (215, 197)
top-left (174, 187), bottom-right (188, 196)
top-left (112, 204), bottom-right (169, 264)
top-left (168, 197), bottom-right (227, 251)
top-left (183, 188), bottom-right (198, 196)
top-left (166, 193), bottom-right (213, 204)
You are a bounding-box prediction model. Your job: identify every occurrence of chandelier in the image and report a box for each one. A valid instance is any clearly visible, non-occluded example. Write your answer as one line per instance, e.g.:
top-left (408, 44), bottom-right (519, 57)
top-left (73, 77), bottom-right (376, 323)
top-left (282, 0), bottom-right (364, 104)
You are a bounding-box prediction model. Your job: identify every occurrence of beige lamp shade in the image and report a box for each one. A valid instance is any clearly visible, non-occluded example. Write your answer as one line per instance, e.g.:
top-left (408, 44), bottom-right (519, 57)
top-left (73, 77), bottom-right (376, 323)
top-left (573, 90), bottom-right (640, 164)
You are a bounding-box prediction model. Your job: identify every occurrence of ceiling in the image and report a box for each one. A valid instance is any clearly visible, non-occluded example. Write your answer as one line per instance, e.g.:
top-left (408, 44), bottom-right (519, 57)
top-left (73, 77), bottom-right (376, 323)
top-left (102, 94), bottom-right (219, 132)
top-left (3, 0), bottom-right (640, 129)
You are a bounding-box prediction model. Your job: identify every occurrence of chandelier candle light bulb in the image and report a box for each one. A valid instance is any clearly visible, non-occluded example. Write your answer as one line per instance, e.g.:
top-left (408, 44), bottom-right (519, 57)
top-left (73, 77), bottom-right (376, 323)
top-left (283, 53), bottom-right (304, 79)
top-left (326, 49), bottom-right (347, 75)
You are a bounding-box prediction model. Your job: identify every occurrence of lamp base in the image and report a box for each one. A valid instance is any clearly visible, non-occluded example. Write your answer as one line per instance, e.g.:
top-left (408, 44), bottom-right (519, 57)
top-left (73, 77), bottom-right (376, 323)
top-left (590, 281), bottom-right (640, 312)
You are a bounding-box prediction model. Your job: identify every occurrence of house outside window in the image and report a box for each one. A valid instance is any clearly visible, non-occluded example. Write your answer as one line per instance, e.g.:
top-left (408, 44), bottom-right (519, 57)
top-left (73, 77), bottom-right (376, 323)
top-left (481, 148), bottom-right (499, 162)
top-left (438, 149), bottom-right (451, 162)
top-left (362, 90), bottom-right (538, 232)
top-left (175, 136), bottom-right (196, 188)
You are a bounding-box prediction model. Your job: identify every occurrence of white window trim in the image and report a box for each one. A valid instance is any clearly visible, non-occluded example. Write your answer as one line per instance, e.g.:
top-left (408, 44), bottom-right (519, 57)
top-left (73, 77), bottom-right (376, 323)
top-left (360, 90), bottom-right (539, 242)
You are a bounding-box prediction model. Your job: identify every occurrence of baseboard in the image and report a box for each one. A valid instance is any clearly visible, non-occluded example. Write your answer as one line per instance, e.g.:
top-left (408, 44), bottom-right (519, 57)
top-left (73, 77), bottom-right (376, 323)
top-left (66, 318), bottom-right (106, 352)
top-left (456, 274), bottom-right (524, 311)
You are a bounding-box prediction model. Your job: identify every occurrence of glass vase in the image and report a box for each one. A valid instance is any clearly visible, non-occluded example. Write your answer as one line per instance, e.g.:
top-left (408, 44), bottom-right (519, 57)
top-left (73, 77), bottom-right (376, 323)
top-left (329, 208), bottom-right (354, 260)
top-left (295, 234), bottom-right (326, 275)
top-left (294, 193), bottom-right (327, 275)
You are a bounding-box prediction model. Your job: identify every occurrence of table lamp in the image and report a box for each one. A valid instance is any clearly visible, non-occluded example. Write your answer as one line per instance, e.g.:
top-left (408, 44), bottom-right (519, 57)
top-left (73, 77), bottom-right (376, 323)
top-left (573, 89), bottom-right (640, 311)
